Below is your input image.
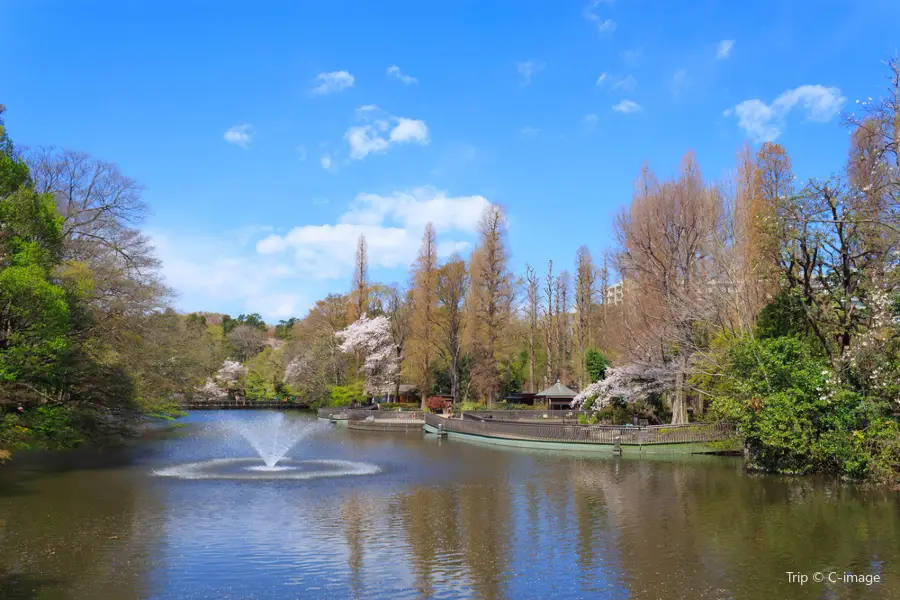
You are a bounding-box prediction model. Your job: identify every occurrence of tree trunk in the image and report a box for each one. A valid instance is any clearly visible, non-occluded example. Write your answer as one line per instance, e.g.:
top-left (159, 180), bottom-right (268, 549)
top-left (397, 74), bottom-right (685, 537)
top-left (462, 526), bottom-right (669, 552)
top-left (671, 357), bottom-right (689, 424)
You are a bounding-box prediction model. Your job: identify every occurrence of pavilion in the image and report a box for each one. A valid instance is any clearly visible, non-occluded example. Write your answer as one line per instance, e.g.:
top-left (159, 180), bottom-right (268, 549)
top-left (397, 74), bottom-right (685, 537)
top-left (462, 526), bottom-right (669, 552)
top-left (535, 380), bottom-right (577, 410)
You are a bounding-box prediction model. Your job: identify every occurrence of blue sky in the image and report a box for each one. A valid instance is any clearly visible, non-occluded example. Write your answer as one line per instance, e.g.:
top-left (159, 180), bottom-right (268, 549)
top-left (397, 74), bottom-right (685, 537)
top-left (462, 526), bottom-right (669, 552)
top-left (3, 0), bottom-right (899, 321)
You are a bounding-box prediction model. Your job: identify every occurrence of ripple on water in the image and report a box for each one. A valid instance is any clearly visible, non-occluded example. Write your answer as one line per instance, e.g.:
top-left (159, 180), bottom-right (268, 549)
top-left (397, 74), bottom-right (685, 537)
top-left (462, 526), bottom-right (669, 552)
top-left (153, 458), bottom-right (381, 480)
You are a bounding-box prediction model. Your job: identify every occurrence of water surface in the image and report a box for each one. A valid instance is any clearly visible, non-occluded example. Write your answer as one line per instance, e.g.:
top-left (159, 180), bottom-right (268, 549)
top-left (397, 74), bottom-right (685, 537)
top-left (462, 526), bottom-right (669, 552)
top-left (1, 411), bottom-right (898, 599)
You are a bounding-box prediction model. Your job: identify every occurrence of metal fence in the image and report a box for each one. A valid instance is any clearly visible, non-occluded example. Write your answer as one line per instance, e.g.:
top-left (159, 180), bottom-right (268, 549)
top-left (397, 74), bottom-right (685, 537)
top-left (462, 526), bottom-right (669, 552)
top-left (319, 407), bottom-right (425, 421)
top-left (461, 410), bottom-right (592, 423)
top-left (426, 413), bottom-right (734, 445)
top-left (348, 420), bottom-right (424, 432)
top-left (182, 400), bottom-right (309, 410)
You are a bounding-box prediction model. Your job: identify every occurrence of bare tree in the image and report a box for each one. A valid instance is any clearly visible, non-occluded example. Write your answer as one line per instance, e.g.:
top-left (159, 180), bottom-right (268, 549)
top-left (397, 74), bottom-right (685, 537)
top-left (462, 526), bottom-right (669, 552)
top-left (386, 285), bottom-right (411, 402)
top-left (543, 260), bottom-right (555, 385)
top-left (523, 263), bottom-right (540, 392)
top-left (574, 246), bottom-right (596, 386)
top-left (351, 235), bottom-right (369, 321)
top-left (614, 154), bottom-right (722, 423)
top-left (436, 255), bottom-right (469, 404)
top-left (227, 325), bottom-right (266, 362)
top-left (555, 270), bottom-right (572, 384)
top-left (468, 205), bottom-right (512, 406)
top-left (410, 224), bottom-right (438, 405)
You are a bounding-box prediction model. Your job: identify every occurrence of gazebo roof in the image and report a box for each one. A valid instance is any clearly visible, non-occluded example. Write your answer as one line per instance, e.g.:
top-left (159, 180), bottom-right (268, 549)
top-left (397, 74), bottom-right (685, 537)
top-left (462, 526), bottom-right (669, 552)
top-left (535, 380), bottom-right (577, 398)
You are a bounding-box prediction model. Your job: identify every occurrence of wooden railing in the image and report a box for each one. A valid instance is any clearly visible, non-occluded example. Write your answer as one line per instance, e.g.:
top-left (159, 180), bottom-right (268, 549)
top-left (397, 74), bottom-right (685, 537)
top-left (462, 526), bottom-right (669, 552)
top-left (426, 413), bottom-right (734, 445)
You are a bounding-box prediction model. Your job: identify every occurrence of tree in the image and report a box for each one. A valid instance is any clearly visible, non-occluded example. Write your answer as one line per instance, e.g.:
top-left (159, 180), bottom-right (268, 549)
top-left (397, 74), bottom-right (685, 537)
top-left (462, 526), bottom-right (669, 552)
top-left (543, 260), bottom-right (555, 385)
top-left (436, 255), bottom-right (468, 404)
top-left (574, 246), bottom-right (596, 386)
top-left (274, 317), bottom-right (298, 340)
top-left (523, 263), bottom-right (540, 392)
top-left (614, 154), bottom-right (722, 423)
top-left (227, 324), bottom-right (265, 362)
top-left (350, 234), bottom-right (369, 321)
top-left (335, 314), bottom-right (398, 396)
top-left (386, 284), bottom-right (411, 402)
top-left (410, 224), bottom-right (438, 405)
top-left (468, 206), bottom-right (513, 405)
top-left (584, 348), bottom-right (610, 383)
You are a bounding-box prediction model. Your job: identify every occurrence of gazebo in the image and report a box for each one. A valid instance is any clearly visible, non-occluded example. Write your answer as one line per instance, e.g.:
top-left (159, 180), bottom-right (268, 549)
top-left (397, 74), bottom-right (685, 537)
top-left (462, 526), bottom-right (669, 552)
top-left (535, 380), bottom-right (577, 410)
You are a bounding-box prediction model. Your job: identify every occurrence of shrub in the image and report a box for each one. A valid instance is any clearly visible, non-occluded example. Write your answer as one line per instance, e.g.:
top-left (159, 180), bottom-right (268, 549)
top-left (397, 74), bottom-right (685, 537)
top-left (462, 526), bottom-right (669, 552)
top-left (585, 349), bottom-right (611, 383)
top-left (712, 335), bottom-right (900, 482)
top-left (426, 396), bottom-right (450, 412)
top-left (328, 380), bottom-right (366, 407)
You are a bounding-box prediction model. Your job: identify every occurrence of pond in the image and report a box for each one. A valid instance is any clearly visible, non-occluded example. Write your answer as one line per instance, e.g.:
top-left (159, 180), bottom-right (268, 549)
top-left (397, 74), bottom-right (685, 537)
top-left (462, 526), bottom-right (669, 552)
top-left (1, 411), bottom-right (898, 599)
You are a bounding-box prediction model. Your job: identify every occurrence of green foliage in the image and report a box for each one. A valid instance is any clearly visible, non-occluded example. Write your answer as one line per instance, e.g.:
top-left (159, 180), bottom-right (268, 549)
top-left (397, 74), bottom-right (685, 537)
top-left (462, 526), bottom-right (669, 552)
top-left (274, 317), bottom-right (298, 340)
top-left (585, 348), bottom-right (610, 383)
top-left (328, 380), bottom-right (366, 406)
top-left (0, 264), bottom-right (70, 384)
top-left (712, 336), bottom-right (900, 482)
top-left (243, 347), bottom-right (284, 401)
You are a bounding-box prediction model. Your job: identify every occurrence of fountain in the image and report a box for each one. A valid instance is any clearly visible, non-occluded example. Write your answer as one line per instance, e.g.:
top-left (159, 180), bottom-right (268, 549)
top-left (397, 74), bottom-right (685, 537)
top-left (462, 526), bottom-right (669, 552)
top-left (224, 412), bottom-right (317, 469)
top-left (154, 412), bottom-right (380, 481)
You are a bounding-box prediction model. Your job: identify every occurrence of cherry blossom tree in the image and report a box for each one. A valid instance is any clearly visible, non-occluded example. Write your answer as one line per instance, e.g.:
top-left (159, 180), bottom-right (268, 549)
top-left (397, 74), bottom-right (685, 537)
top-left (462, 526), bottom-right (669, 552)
top-left (216, 360), bottom-right (247, 386)
top-left (335, 314), bottom-right (399, 395)
top-left (571, 364), bottom-right (672, 410)
top-left (194, 378), bottom-right (228, 402)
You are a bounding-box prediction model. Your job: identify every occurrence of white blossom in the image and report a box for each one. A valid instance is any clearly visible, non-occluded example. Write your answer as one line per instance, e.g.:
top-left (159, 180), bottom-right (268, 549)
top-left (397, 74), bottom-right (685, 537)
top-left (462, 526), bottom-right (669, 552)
top-left (195, 378), bottom-right (228, 402)
top-left (335, 314), bottom-right (399, 395)
top-left (572, 364), bottom-right (672, 409)
top-left (216, 360), bottom-right (247, 386)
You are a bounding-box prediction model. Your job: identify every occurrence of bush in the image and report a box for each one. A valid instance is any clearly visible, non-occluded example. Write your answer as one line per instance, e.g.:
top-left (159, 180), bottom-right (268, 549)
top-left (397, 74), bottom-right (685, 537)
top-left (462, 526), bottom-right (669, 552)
top-left (328, 380), bottom-right (366, 407)
top-left (712, 335), bottom-right (900, 482)
top-left (426, 396), bottom-right (450, 412)
top-left (585, 349), bottom-right (611, 383)
top-left (378, 402), bottom-right (418, 411)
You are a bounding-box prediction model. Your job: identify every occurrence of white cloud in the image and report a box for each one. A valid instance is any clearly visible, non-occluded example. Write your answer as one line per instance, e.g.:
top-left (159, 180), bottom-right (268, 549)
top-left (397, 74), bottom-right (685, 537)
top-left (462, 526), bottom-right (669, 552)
top-left (519, 126), bottom-right (540, 138)
top-left (581, 113), bottom-right (599, 133)
top-left (386, 65), bottom-right (418, 85)
top-left (517, 59), bottom-right (544, 85)
top-left (320, 153), bottom-right (336, 172)
top-left (597, 73), bottom-right (636, 92)
top-left (345, 112), bottom-right (429, 160)
top-left (716, 40), bottom-right (735, 60)
top-left (311, 70), bottom-right (355, 95)
top-left (224, 124), bottom-right (255, 148)
top-left (153, 188), bottom-right (492, 319)
top-left (671, 69), bottom-right (689, 95)
top-left (151, 231), bottom-right (307, 320)
top-left (256, 186), bottom-right (490, 278)
top-left (727, 84), bottom-right (846, 142)
top-left (583, 0), bottom-right (616, 33)
top-left (613, 99), bottom-right (642, 114)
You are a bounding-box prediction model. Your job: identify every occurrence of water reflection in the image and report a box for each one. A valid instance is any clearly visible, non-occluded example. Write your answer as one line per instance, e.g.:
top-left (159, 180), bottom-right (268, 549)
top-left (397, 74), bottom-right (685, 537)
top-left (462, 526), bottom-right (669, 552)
top-left (0, 411), bottom-right (898, 599)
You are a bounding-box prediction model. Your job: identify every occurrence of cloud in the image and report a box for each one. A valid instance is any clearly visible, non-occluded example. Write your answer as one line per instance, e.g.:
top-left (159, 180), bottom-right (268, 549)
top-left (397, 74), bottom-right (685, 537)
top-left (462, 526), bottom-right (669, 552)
top-left (581, 113), bottom-right (599, 133)
top-left (386, 65), bottom-right (418, 85)
top-left (153, 187), bottom-right (492, 319)
top-left (726, 84), bottom-right (845, 142)
top-left (311, 70), bottom-right (355, 95)
top-left (516, 59), bottom-right (544, 85)
top-left (612, 99), bottom-right (642, 114)
top-left (583, 0), bottom-right (616, 33)
top-left (519, 126), bottom-right (540, 138)
top-left (320, 153), bottom-right (337, 172)
top-left (620, 48), bottom-right (643, 65)
top-left (223, 124), bottom-right (255, 148)
top-left (344, 109), bottom-right (430, 160)
top-left (671, 69), bottom-right (689, 95)
top-left (716, 40), bottom-right (735, 60)
top-left (597, 72), bottom-right (636, 92)
top-left (150, 231), bottom-right (307, 320)
top-left (297, 146), bottom-right (307, 161)
top-left (256, 186), bottom-right (490, 279)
